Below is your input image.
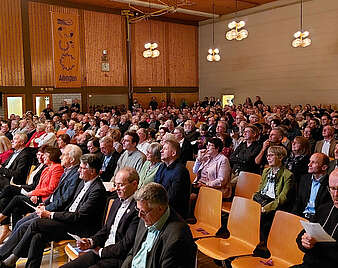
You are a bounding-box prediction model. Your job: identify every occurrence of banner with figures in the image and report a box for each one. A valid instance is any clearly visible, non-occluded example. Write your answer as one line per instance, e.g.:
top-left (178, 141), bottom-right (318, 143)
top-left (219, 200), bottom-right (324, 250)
top-left (51, 12), bottom-right (81, 88)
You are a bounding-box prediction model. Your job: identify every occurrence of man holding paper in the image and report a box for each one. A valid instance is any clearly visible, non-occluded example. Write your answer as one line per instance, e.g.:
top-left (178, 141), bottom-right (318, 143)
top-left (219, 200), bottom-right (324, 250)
top-left (291, 168), bottom-right (338, 268)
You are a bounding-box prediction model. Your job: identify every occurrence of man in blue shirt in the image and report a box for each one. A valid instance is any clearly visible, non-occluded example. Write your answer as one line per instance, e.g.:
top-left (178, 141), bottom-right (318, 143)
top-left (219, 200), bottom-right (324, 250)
top-left (154, 140), bottom-right (190, 219)
top-left (292, 153), bottom-right (331, 221)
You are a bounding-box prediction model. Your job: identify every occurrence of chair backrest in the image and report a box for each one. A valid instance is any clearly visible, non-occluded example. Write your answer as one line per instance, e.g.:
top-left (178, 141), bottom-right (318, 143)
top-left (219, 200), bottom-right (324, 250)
top-left (268, 211), bottom-right (307, 264)
top-left (186, 160), bottom-right (195, 183)
top-left (104, 198), bottom-right (115, 224)
top-left (195, 186), bottom-right (222, 231)
top-left (235, 171), bottom-right (261, 199)
top-left (228, 196), bottom-right (261, 247)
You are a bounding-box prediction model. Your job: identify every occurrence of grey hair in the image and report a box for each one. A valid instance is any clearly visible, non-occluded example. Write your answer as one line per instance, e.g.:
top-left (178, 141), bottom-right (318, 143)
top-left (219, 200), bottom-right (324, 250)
top-left (134, 182), bottom-right (168, 208)
top-left (100, 136), bottom-right (113, 145)
top-left (115, 167), bottom-right (140, 183)
top-left (65, 144), bottom-right (82, 165)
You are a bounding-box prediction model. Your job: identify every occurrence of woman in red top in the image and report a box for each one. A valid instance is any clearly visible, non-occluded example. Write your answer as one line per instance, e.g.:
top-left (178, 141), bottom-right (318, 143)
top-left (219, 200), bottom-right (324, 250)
top-left (0, 136), bottom-right (13, 164)
top-left (0, 146), bottom-right (63, 233)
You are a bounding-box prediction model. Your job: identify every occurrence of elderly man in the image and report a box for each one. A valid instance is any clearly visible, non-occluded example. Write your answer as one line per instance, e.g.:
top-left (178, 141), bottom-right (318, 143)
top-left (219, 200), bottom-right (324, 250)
top-left (60, 167), bottom-right (139, 268)
top-left (0, 133), bottom-right (33, 188)
top-left (99, 136), bottom-right (120, 182)
top-left (173, 126), bottom-right (194, 165)
top-left (113, 132), bottom-right (146, 177)
top-left (121, 182), bottom-right (196, 268)
top-left (291, 169), bottom-right (338, 268)
top-left (292, 153), bottom-right (331, 221)
top-left (314, 125), bottom-right (337, 158)
top-left (0, 144), bottom-right (82, 261)
top-left (154, 140), bottom-right (190, 219)
top-left (0, 154), bottom-right (106, 268)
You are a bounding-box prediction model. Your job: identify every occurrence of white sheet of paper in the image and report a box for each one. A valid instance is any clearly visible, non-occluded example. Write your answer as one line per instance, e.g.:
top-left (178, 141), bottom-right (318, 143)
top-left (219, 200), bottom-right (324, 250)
top-left (23, 201), bottom-right (36, 210)
top-left (300, 220), bottom-right (336, 242)
top-left (67, 233), bottom-right (81, 242)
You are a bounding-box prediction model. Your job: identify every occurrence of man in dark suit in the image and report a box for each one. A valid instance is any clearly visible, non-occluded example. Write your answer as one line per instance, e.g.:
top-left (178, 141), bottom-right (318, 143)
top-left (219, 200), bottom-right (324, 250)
top-left (0, 154), bottom-right (106, 268)
top-left (99, 136), bottom-right (119, 182)
top-left (0, 144), bottom-right (82, 261)
top-left (0, 133), bottom-right (33, 188)
top-left (60, 167), bottom-right (140, 268)
top-left (121, 182), bottom-right (196, 268)
top-left (292, 153), bottom-right (332, 221)
top-left (173, 126), bottom-right (193, 165)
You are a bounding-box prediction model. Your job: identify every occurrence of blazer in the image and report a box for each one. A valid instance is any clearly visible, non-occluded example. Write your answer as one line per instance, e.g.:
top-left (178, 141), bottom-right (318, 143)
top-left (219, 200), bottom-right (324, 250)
top-left (193, 153), bottom-right (232, 198)
top-left (314, 139), bottom-right (337, 158)
top-left (53, 177), bottom-right (107, 237)
top-left (92, 198), bottom-right (139, 261)
top-left (0, 147), bottom-right (33, 187)
top-left (255, 166), bottom-right (294, 212)
top-left (121, 208), bottom-right (197, 268)
top-left (44, 165), bottom-right (80, 212)
top-left (100, 151), bottom-right (120, 182)
top-left (327, 159), bottom-right (337, 175)
top-left (179, 138), bottom-right (194, 165)
top-left (292, 173), bottom-right (331, 217)
top-left (30, 163), bottom-right (64, 201)
top-left (21, 164), bottom-right (47, 192)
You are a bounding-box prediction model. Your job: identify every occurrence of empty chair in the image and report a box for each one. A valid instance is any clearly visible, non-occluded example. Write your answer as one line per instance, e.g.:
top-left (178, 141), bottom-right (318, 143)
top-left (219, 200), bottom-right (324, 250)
top-left (186, 160), bottom-right (195, 183)
top-left (196, 196), bottom-right (261, 262)
top-left (232, 211), bottom-right (307, 268)
top-left (222, 172), bottom-right (261, 213)
top-left (189, 186), bottom-right (222, 239)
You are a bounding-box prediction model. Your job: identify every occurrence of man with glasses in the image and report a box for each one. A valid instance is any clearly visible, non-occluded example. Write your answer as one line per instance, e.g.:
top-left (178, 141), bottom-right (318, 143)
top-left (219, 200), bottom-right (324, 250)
top-left (121, 182), bottom-right (196, 268)
top-left (292, 153), bottom-right (331, 221)
top-left (0, 154), bottom-right (106, 268)
top-left (291, 169), bottom-right (338, 268)
top-left (60, 167), bottom-right (139, 268)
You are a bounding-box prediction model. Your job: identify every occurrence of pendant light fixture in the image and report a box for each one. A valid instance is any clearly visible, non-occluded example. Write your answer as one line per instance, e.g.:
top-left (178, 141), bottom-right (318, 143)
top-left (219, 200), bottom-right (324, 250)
top-left (143, 0), bottom-right (160, 58)
top-left (292, 0), bottom-right (311, 48)
top-left (207, 0), bottom-right (220, 62)
top-left (225, 0), bottom-right (248, 41)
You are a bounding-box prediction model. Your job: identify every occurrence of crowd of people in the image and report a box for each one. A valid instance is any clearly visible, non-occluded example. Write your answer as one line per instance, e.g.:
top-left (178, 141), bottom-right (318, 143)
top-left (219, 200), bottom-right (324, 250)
top-left (0, 95), bottom-right (336, 268)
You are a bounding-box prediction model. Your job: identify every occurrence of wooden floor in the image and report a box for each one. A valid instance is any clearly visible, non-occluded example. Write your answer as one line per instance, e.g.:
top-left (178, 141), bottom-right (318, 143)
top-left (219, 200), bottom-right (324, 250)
top-left (13, 246), bottom-right (220, 268)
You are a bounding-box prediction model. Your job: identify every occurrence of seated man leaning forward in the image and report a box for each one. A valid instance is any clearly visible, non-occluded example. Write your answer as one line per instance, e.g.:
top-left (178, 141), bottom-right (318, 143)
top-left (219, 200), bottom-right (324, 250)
top-left (60, 167), bottom-right (139, 268)
top-left (291, 168), bottom-right (338, 268)
top-left (121, 182), bottom-right (197, 268)
top-left (0, 154), bottom-right (107, 268)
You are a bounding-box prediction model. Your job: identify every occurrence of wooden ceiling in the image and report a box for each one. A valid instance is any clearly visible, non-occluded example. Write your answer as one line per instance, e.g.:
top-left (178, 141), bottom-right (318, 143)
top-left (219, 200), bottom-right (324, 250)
top-left (55, 0), bottom-right (281, 23)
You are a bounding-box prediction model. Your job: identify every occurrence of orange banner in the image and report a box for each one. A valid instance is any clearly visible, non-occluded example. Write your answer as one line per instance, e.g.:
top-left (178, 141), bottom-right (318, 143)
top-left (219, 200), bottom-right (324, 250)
top-left (51, 12), bottom-right (81, 88)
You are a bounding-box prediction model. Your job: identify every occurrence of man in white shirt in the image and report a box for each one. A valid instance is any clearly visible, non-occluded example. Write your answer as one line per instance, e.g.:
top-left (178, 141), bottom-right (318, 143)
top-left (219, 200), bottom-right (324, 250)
top-left (314, 125), bottom-right (337, 158)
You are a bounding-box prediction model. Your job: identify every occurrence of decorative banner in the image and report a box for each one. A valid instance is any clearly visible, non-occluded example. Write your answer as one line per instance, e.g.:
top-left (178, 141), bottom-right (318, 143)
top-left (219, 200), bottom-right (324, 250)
top-left (51, 12), bottom-right (81, 88)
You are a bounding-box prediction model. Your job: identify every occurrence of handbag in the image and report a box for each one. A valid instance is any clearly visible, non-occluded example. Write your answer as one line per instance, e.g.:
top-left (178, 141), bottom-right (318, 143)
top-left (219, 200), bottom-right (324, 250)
top-left (253, 192), bottom-right (274, 207)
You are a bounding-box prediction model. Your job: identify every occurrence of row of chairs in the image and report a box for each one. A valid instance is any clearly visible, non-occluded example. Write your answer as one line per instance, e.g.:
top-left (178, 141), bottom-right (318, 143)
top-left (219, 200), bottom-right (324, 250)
top-left (189, 171), bottom-right (307, 268)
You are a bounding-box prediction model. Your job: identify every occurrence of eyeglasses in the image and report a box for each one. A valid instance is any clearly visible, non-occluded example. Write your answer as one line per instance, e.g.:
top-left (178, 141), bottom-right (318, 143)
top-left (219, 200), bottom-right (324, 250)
top-left (328, 186), bottom-right (338, 192)
top-left (135, 206), bottom-right (153, 217)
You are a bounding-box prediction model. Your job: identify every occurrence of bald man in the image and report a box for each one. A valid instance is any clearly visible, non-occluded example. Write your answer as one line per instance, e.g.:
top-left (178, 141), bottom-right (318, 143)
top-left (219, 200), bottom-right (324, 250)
top-left (291, 169), bottom-right (338, 268)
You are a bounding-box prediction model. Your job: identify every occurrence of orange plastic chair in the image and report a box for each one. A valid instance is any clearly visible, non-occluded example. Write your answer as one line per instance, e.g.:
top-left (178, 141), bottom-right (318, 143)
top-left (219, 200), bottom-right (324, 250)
top-left (232, 211), bottom-right (307, 268)
top-left (63, 198), bottom-right (115, 262)
top-left (196, 196), bottom-right (261, 261)
top-left (186, 160), bottom-right (196, 183)
top-left (189, 186), bottom-right (222, 239)
top-left (222, 172), bottom-right (261, 213)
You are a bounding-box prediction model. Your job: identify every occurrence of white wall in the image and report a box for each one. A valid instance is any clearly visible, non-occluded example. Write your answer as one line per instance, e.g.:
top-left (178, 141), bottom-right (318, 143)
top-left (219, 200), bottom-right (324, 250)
top-left (199, 0), bottom-right (338, 106)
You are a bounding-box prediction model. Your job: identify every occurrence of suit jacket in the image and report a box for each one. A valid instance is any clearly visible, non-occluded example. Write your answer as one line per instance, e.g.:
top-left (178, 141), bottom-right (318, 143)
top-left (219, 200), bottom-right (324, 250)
top-left (53, 177), bottom-right (107, 237)
top-left (327, 159), bottom-right (337, 175)
top-left (21, 164), bottom-right (47, 192)
top-left (314, 139), bottom-right (337, 158)
top-left (44, 165), bottom-right (80, 212)
top-left (292, 173), bottom-right (331, 217)
top-left (179, 139), bottom-right (194, 165)
top-left (100, 151), bottom-right (120, 182)
top-left (92, 198), bottom-right (139, 260)
top-left (0, 147), bottom-right (33, 187)
top-left (121, 208), bottom-right (197, 268)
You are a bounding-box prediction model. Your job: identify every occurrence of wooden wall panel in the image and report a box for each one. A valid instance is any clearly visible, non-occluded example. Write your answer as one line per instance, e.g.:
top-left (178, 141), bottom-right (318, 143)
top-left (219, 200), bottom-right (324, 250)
top-left (133, 93), bottom-right (166, 109)
top-left (29, 2), bottom-right (78, 86)
top-left (84, 11), bottom-right (126, 86)
top-left (0, 0), bottom-right (24, 86)
top-left (168, 23), bottom-right (198, 87)
top-left (170, 92), bottom-right (199, 107)
top-left (132, 20), bottom-right (166, 87)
